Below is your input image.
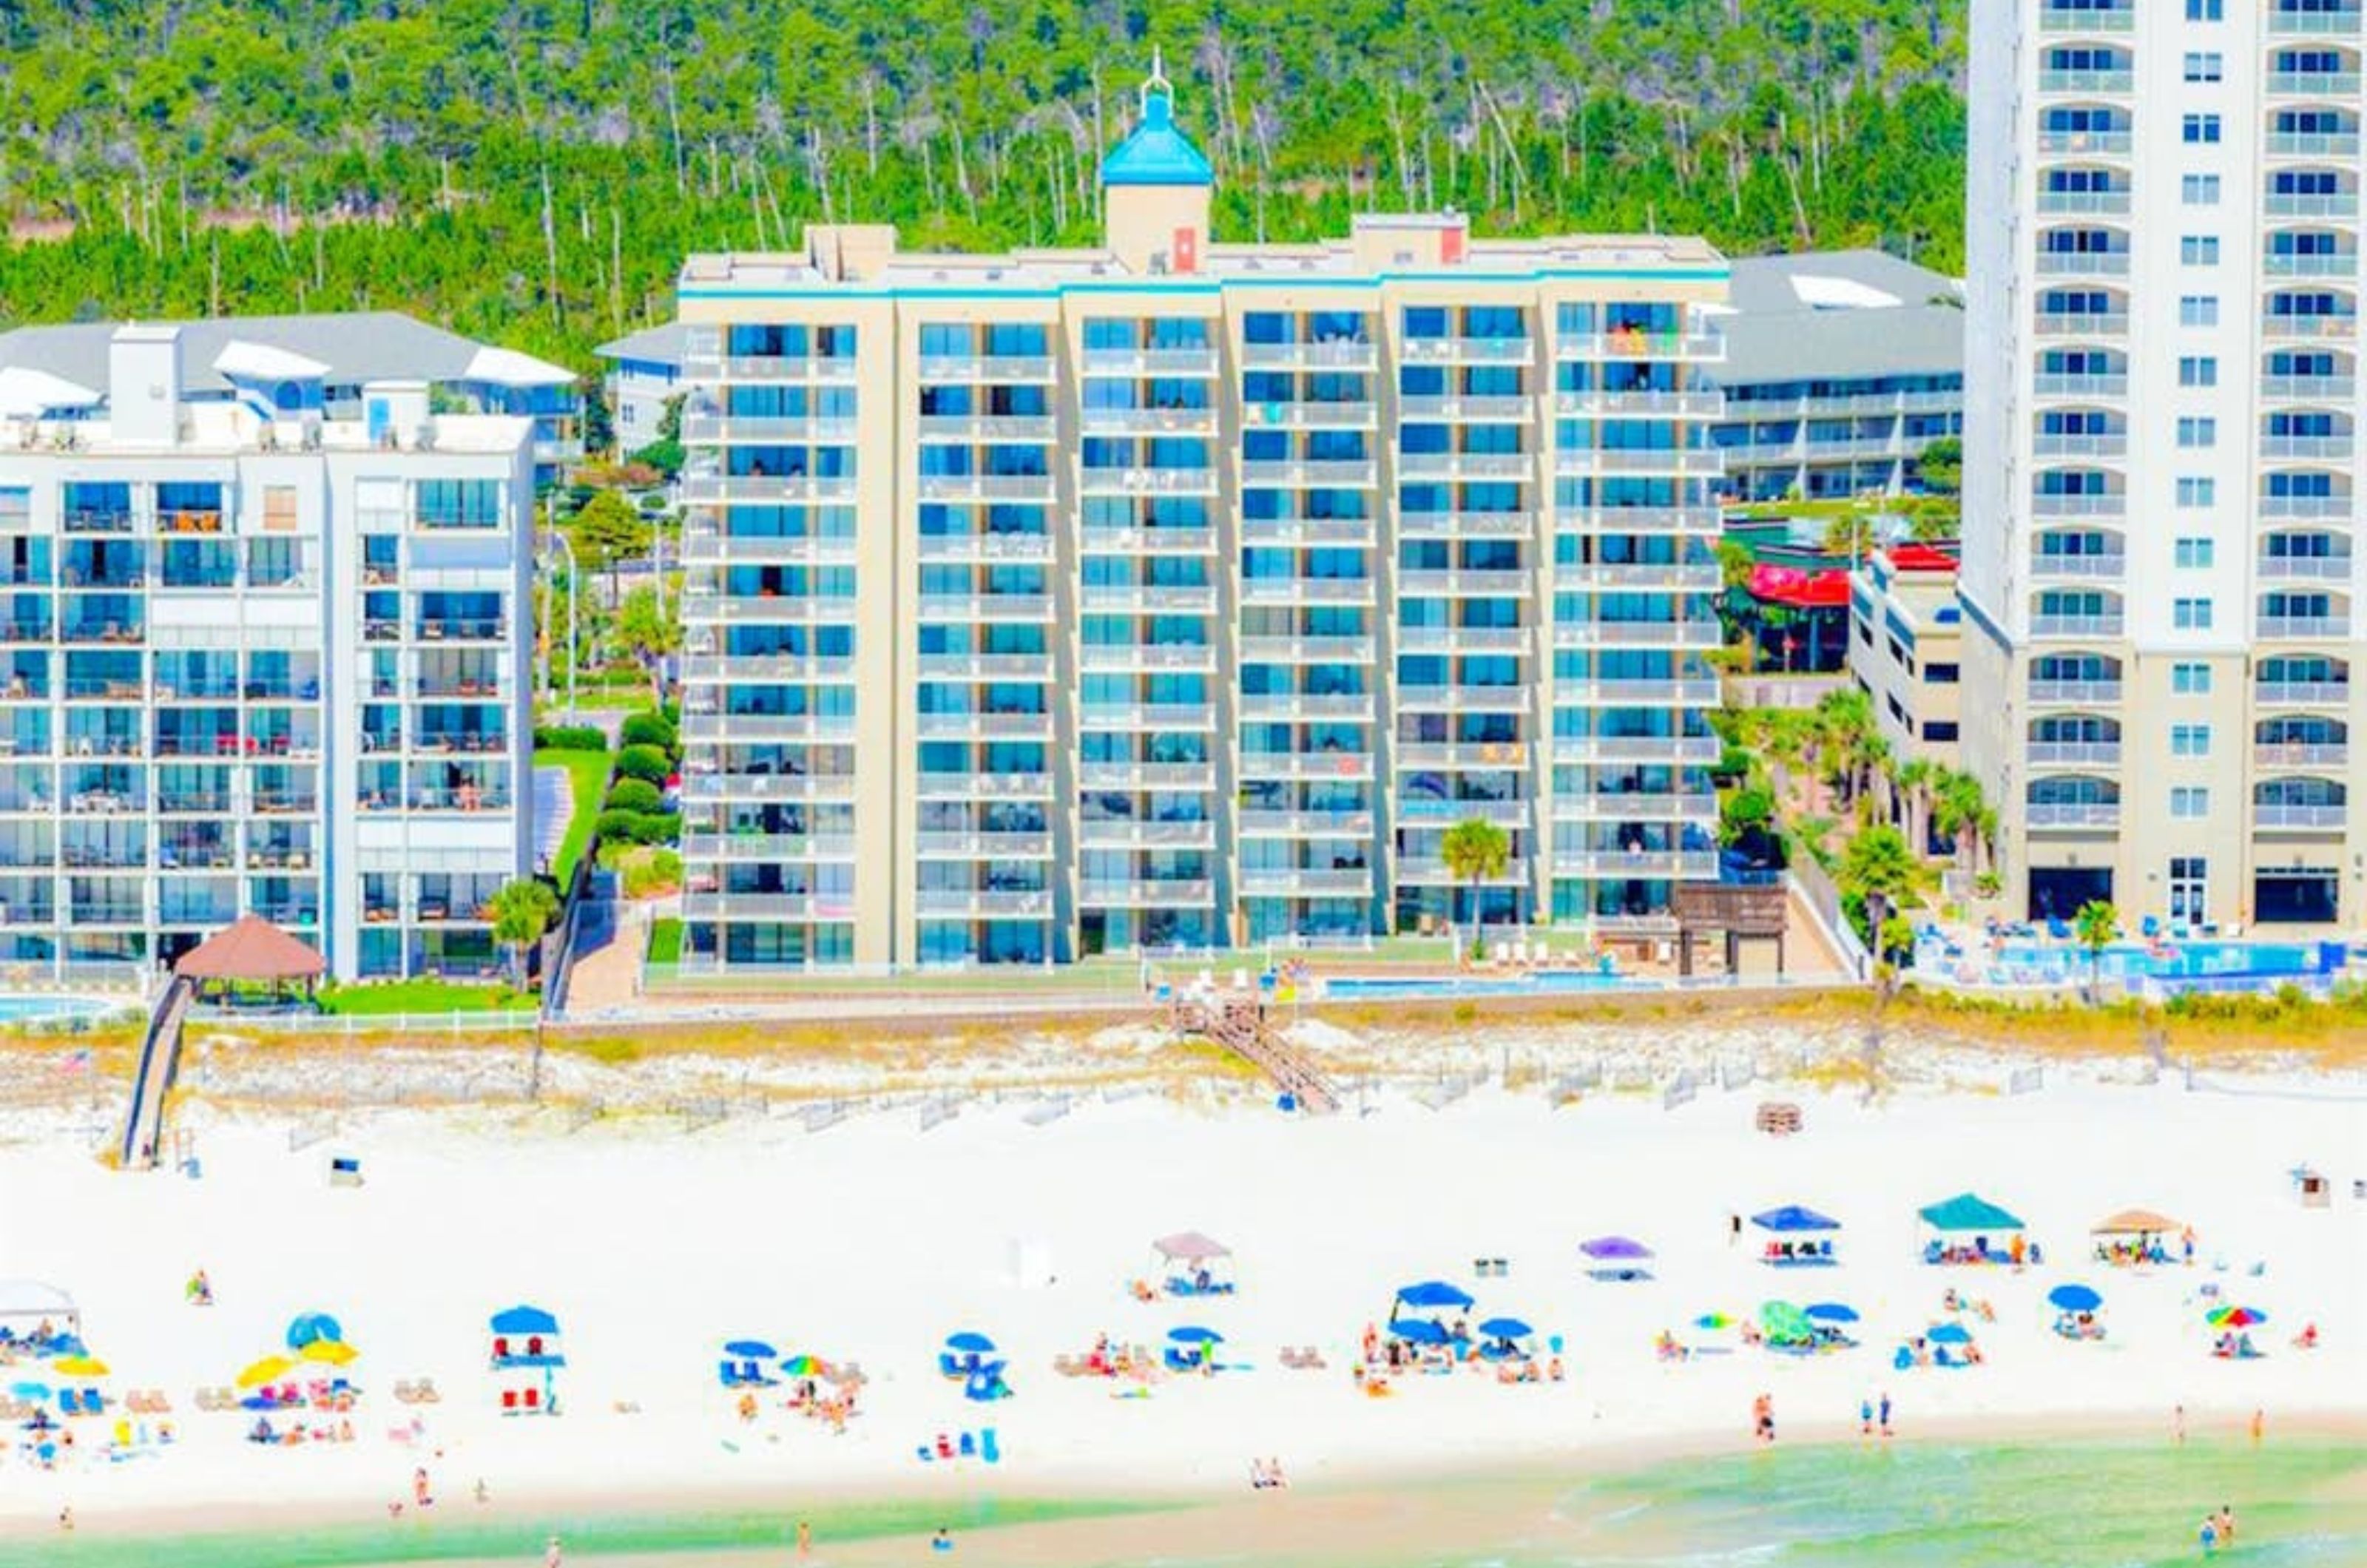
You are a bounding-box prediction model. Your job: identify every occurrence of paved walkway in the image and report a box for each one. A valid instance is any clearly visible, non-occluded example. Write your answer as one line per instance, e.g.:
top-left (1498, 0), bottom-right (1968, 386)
top-left (532, 766), bottom-right (571, 874)
top-left (562, 899), bottom-right (649, 1014)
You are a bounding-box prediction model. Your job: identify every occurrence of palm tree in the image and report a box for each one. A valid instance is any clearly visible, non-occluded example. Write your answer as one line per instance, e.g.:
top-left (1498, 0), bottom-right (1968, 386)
top-left (2073, 899), bottom-right (2120, 1003)
top-left (1839, 824), bottom-right (1918, 955)
top-left (1895, 757), bottom-right (1937, 856)
top-left (1932, 769), bottom-right (1993, 879)
top-left (489, 878), bottom-right (562, 990)
top-left (1814, 688), bottom-right (1879, 809)
top-left (1439, 816), bottom-right (1511, 962)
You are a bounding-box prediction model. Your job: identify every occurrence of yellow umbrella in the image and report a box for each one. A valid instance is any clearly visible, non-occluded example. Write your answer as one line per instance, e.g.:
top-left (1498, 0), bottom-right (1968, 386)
top-left (53, 1355), bottom-right (109, 1378)
top-left (237, 1355), bottom-right (296, 1390)
top-left (300, 1339), bottom-right (358, 1367)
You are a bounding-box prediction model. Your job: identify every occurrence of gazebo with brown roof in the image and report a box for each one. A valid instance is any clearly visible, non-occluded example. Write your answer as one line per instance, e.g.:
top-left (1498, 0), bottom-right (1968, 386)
top-left (174, 914), bottom-right (327, 1006)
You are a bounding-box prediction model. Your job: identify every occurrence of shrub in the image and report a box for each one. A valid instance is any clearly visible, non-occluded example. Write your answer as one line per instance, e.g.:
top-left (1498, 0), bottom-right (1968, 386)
top-left (619, 712), bottom-right (678, 753)
top-left (594, 808), bottom-right (644, 847)
top-left (604, 778), bottom-right (663, 815)
top-left (534, 724), bottom-right (605, 751)
top-left (615, 743), bottom-right (671, 784)
top-left (623, 848), bottom-right (683, 898)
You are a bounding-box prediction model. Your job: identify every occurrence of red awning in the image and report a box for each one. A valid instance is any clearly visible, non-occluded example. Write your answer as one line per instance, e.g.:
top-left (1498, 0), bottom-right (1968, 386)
top-left (1747, 563), bottom-right (1851, 609)
top-left (1885, 543), bottom-right (1959, 573)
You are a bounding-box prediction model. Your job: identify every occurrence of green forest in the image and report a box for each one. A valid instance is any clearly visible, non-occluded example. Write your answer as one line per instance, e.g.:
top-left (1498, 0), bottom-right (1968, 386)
top-left (0, 0), bottom-right (1967, 368)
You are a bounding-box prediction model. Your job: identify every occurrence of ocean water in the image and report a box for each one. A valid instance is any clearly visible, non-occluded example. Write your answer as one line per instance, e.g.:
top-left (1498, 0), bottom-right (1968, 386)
top-left (7, 1438), bottom-right (2361, 1567)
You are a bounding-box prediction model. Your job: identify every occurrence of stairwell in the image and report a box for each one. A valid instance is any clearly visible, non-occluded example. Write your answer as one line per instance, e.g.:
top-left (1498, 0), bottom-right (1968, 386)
top-left (1169, 993), bottom-right (1339, 1114)
top-left (120, 976), bottom-right (197, 1169)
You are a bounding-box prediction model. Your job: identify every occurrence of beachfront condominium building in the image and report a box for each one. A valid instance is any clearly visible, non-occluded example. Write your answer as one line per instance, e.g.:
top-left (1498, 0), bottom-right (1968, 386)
top-left (672, 64), bottom-right (1728, 971)
top-left (1709, 250), bottom-right (1965, 502)
top-left (0, 325), bottom-right (536, 984)
top-left (0, 313), bottom-right (582, 487)
top-left (1962, 0), bottom-right (2364, 930)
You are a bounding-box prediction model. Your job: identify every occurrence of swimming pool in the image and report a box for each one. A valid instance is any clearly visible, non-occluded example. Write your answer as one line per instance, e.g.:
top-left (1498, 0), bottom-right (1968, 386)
top-left (0, 994), bottom-right (133, 1027)
top-left (1980, 940), bottom-right (2331, 982)
top-left (1323, 970), bottom-right (1648, 1001)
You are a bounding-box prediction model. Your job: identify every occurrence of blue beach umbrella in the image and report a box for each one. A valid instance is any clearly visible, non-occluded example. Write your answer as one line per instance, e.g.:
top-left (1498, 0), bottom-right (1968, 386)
top-left (723, 1339), bottom-right (777, 1360)
top-left (1929, 1322), bottom-right (1973, 1345)
top-left (1167, 1326), bottom-right (1223, 1345)
top-left (10, 1382), bottom-right (50, 1402)
top-left (1391, 1318), bottom-right (1451, 1345)
top-left (285, 1312), bottom-right (342, 1351)
top-left (1805, 1302), bottom-right (1860, 1324)
top-left (1477, 1317), bottom-right (1533, 1340)
top-left (945, 1331), bottom-right (996, 1354)
top-left (490, 1305), bottom-right (560, 1336)
top-left (2048, 1284), bottom-right (2103, 1313)
top-left (1394, 1280), bottom-right (1476, 1311)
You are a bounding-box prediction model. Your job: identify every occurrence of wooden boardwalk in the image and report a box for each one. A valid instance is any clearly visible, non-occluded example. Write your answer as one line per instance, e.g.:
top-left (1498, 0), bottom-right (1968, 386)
top-left (1169, 994), bottom-right (1339, 1114)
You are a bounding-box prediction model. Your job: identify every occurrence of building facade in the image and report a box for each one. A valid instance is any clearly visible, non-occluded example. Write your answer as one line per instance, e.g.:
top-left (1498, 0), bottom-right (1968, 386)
top-left (1711, 251), bottom-right (1965, 502)
top-left (1848, 543), bottom-right (1965, 775)
top-left (1963, 0), bottom-right (2363, 928)
top-left (0, 325), bottom-right (536, 984)
top-left (595, 322), bottom-right (690, 452)
top-left (673, 70), bottom-right (1729, 970)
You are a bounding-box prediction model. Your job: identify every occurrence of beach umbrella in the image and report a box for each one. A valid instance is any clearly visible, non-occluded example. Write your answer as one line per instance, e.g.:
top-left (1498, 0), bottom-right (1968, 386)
top-left (237, 1355), bottom-right (295, 1389)
top-left (1693, 1313), bottom-right (1732, 1331)
top-left (490, 1305), bottom-right (559, 1336)
top-left (1394, 1280), bottom-right (1476, 1311)
top-left (1152, 1232), bottom-right (1232, 1263)
top-left (779, 1354), bottom-right (827, 1378)
top-left (50, 1355), bottom-right (108, 1378)
top-left (2048, 1284), bottom-right (2104, 1313)
top-left (1928, 1322), bottom-right (1973, 1345)
top-left (1758, 1302), bottom-right (1813, 1342)
top-left (10, 1382), bottom-right (50, 1402)
top-left (723, 1339), bottom-right (777, 1360)
top-left (1804, 1303), bottom-right (1859, 1325)
top-left (2208, 1306), bottom-right (2266, 1328)
top-left (285, 1314), bottom-right (342, 1351)
top-left (1390, 1318), bottom-right (1451, 1345)
top-left (1167, 1326), bottom-right (1223, 1345)
top-left (945, 1331), bottom-right (996, 1354)
top-left (1477, 1317), bottom-right (1533, 1340)
top-left (1579, 1237), bottom-right (1653, 1261)
top-left (2091, 1209), bottom-right (2180, 1236)
top-left (300, 1339), bottom-right (358, 1367)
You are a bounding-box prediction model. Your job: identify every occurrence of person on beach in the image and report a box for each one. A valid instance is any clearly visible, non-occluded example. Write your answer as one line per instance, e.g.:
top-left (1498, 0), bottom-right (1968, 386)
top-left (2175, 1405), bottom-right (2187, 1444)
top-left (797, 1519), bottom-right (812, 1557)
top-left (1729, 1213), bottom-right (1740, 1247)
top-left (1879, 1392), bottom-right (1893, 1438)
top-left (186, 1268), bottom-right (212, 1306)
top-left (546, 1534), bottom-right (564, 1567)
top-left (2251, 1409), bottom-right (2264, 1444)
top-left (2216, 1505), bottom-right (2236, 1545)
top-left (414, 1467), bottom-right (434, 1508)
top-left (2200, 1515), bottom-right (2219, 1555)
top-left (1250, 1458), bottom-right (1270, 1489)
top-left (1752, 1393), bottom-right (1775, 1444)
top-left (931, 1525), bottom-right (954, 1552)
top-left (1860, 1397), bottom-right (1873, 1436)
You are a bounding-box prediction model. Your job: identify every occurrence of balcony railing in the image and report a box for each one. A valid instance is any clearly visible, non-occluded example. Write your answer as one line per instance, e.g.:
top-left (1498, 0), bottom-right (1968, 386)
top-left (2029, 613), bottom-right (2125, 637)
top-left (2255, 613), bottom-right (2352, 638)
top-left (2026, 740), bottom-right (2123, 766)
top-left (2255, 680), bottom-right (2349, 705)
top-left (2254, 803), bottom-right (2349, 828)
top-left (2025, 802), bottom-right (2121, 828)
top-left (2254, 743), bottom-right (2350, 768)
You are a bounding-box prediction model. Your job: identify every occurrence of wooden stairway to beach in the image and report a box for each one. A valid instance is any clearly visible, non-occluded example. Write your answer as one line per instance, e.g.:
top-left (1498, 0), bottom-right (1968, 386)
top-left (119, 976), bottom-right (197, 1169)
top-left (1169, 994), bottom-right (1339, 1115)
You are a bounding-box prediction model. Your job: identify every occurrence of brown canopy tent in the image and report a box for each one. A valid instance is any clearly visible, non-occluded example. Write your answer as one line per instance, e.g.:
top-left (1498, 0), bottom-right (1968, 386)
top-left (174, 914), bottom-right (327, 1007)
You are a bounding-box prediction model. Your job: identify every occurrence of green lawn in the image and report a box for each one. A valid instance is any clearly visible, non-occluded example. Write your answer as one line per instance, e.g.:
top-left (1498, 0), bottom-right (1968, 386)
top-left (536, 746), bottom-right (615, 885)
top-left (647, 916), bottom-right (683, 965)
top-left (317, 979), bottom-right (538, 1016)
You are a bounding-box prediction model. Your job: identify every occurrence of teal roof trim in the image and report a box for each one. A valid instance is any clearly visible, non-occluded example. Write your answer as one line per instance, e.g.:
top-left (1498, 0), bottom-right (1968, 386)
top-left (679, 266), bottom-right (1730, 304)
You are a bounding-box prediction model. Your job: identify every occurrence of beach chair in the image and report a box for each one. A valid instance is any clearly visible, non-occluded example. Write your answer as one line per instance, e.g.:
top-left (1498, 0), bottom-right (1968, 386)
top-left (523, 1388), bottom-right (541, 1412)
top-left (414, 1378), bottom-right (439, 1404)
top-left (981, 1427), bottom-right (1001, 1464)
top-left (935, 1433), bottom-right (955, 1459)
top-left (938, 1353), bottom-right (964, 1380)
top-left (1303, 1345), bottom-right (1328, 1370)
top-left (59, 1390), bottom-right (82, 1416)
top-left (502, 1390), bottom-right (519, 1413)
top-left (1277, 1348), bottom-right (1303, 1370)
top-left (959, 1431), bottom-right (977, 1459)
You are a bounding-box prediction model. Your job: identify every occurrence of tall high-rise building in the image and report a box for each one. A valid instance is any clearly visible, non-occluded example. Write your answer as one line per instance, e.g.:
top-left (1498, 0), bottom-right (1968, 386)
top-left (1963, 0), bottom-right (2363, 928)
top-left (675, 64), bottom-right (1729, 970)
top-left (0, 325), bottom-right (538, 983)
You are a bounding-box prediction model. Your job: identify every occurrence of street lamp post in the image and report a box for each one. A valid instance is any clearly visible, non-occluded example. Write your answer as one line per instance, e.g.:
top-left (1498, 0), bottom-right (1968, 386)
top-left (541, 521), bottom-right (580, 717)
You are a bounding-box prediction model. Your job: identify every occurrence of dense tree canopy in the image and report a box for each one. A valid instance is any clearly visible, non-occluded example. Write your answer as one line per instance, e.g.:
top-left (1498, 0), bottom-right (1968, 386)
top-left (0, 1), bottom-right (1968, 366)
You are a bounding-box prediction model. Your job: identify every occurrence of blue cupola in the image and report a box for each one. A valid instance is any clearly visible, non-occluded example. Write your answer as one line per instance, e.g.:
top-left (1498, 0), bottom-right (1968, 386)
top-left (1100, 52), bottom-right (1213, 189)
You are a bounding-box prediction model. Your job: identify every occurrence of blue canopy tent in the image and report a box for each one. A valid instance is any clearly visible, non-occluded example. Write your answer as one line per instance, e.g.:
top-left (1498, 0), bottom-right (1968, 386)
top-left (1580, 1235), bottom-right (1655, 1283)
top-left (942, 1331), bottom-right (997, 1380)
top-left (2050, 1283), bottom-right (2107, 1342)
top-left (490, 1305), bottom-right (564, 1414)
top-left (1394, 1281), bottom-right (1475, 1313)
top-left (1918, 1193), bottom-right (2030, 1265)
top-left (1390, 1317), bottom-right (1451, 1345)
top-left (1752, 1206), bottom-right (1841, 1268)
top-left (490, 1306), bottom-right (558, 1337)
top-left (720, 1339), bottom-right (780, 1389)
top-left (1165, 1325), bottom-right (1223, 1372)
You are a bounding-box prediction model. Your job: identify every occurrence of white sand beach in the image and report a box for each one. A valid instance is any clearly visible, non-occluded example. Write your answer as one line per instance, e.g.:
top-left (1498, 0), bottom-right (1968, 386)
top-left (1, 1033), bottom-right (2363, 1539)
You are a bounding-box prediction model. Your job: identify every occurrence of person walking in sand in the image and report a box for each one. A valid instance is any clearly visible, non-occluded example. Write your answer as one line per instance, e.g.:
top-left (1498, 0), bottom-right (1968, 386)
top-left (797, 1518), bottom-right (811, 1557)
top-left (1752, 1393), bottom-right (1775, 1444)
top-left (545, 1535), bottom-right (564, 1567)
top-left (2174, 1404), bottom-right (2187, 1444)
top-left (1860, 1396), bottom-right (1873, 1436)
top-left (2216, 1505), bottom-right (2236, 1546)
top-left (1729, 1213), bottom-right (1740, 1247)
top-left (2251, 1408), bottom-right (2264, 1444)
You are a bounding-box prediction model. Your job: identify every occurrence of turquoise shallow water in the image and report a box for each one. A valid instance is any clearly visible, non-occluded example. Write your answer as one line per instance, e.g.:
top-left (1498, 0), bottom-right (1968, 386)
top-left (7, 1438), bottom-right (2362, 1567)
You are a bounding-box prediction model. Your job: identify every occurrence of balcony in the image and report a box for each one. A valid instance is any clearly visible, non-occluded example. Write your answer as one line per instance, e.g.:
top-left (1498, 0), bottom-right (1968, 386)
top-left (1397, 740), bottom-right (1529, 768)
top-left (912, 711), bottom-right (1056, 740)
top-left (2032, 433), bottom-right (2127, 460)
top-left (1553, 389), bottom-right (1723, 419)
top-left (1079, 346), bottom-right (1220, 378)
top-left (915, 413), bottom-right (1058, 443)
top-left (680, 772), bottom-right (860, 804)
top-left (1559, 331), bottom-right (1724, 361)
top-left (680, 712), bottom-right (856, 743)
top-left (1397, 624), bottom-right (1529, 653)
top-left (680, 891), bottom-right (839, 921)
top-left (1077, 820), bottom-right (1217, 850)
top-left (681, 652), bottom-right (857, 684)
top-left (2030, 551), bottom-right (2126, 581)
top-left (1235, 635), bottom-right (1372, 664)
top-left (2029, 613), bottom-right (2125, 637)
top-left (696, 353), bottom-right (860, 384)
top-left (913, 888), bottom-right (1053, 918)
top-left (1078, 878), bottom-right (1216, 908)
top-left (2036, 5), bottom-right (2132, 32)
top-left (1078, 584), bottom-right (1220, 615)
top-left (1081, 525), bottom-right (1218, 555)
top-left (1401, 510), bottom-right (1536, 538)
top-left (1238, 340), bottom-right (1377, 371)
top-left (2257, 552), bottom-right (2354, 582)
top-left (681, 412), bottom-right (859, 444)
top-left (1078, 407), bottom-right (1217, 437)
top-left (1555, 504), bottom-right (1722, 535)
top-left (1397, 568), bottom-right (1533, 598)
top-left (2255, 743), bottom-right (2351, 768)
top-left (2026, 802), bottom-right (2121, 828)
top-left (2035, 250), bottom-right (2130, 279)
top-left (1553, 677), bottom-right (1721, 706)
top-left (2255, 613), bottom-right (2352, 639)
top-left (916, 354), bottom-right (1057, 383)
top-left (1078, 642), bottom-right (1216, 673)
top-left (2036, 131), bottom-right (2131, 157)
top-left (1077, 467), bottom-right (1218, 498)
top-left (2267, 71), bottom-right (2360, 97)
top-left (2266, 252), bottom-right (2360, 279)
top-left (1550, 850), bottom-right (1718, 879)
top-left (2255, 680), bottom-right (2349, 706)
top-left (2269, 5), bottom-right (2362, 34)
top-left (1076, 761), bottom-right (1215, 791)
top-left (1240, 517), bottom-right (1373, 547)
top-left (1240, 576), bottom-right (1373, 606)
top-left (2026, 740), bottom-right (2123, 766)
top-left (914, 473), bottom-right (1057, 504)
top-left (680, 473), bottom-right (860, 506)
top-left (2033, 311), bottom-right (2128, 338)
top-left (1237, 868), bottom-right (1374, 897)
top-left (1550, 735), bottom-right (1721, 766)
top-left (1395, 450), bottom-right (1533, 481)
top-left (1398, 394), bottom-right (1533, 422)
top-left (1553, 447), bottom-right (1723, 479)
top-left (1400, 337), bottom-right (1533, 365)
top-left (1236, 692), bottom-right (1372, 720)
top-left (2265, 192), bottom-right (2360, 219)
top-left (2037, 189), bottom-right (2132, 217)
top-left (1237, 809), bottom-right (1377, 837)
top-left (2032, 373), bottom-right (2128, 399)
top-left (2255, 804), bottom-right (2349, 829)
top-left (914, 771), bottom-right (1056, 802)
top-left (1553, 791), bottom-right (1718, 823)
top-left (1394, 685), bottom-right (1530, 714)
top-left (2260, 436), bottom-right (2354, 462)
top-left (912, 831), bottom-right (1054, 859)
top-left (2268, 131), bottom-right (2362, 158)
top-left (1243, 399), bottom-right (1380, 430)
top-left (1394, 856), bottom-right (1529, 885)
top-left (1237, 750), bottom-right (1375, 781)
top-left (413, 617), bottom-right (508, 643)
top-left (2260, 374), bottom-right (2351, 407)
top-left (1550, 621), bottom-right (1723, 650)
top-left (2259, 493), bottom-right (2357, 521)
top-left (1238, 458), bottom-right (1379, 487)
top-left (914, 592), bottom-right (1053, 622)
top-left (2029, 492), bottom-right (2125, 518)
top-left (1555, 562), bottom-right (1721, 593)
top-left (2264, 314), bottom-right (2360, 344)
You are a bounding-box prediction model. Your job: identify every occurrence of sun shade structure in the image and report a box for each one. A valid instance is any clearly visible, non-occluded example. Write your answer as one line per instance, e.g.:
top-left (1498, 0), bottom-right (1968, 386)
top-left (2050, 1284), bottom-right (2104, 1313)
top-left (1753, 1206), bottom-right (1841, 1233)
top-left (1580, 1237), bottom-right (1652, 1260)
top-left (1805, 1302), bottom-right (1859, 1324)
top-left (1390, 1318), bottom-right (1451, 1345)
top-left (490, 1306), bottom-right (559, 1337)
top-left (1477, 1317), bottom-right (1533, 1339)
top-left (1393, 1280), bottom-right (1476, 1313)
top-left (1152, 1231), bottom-right (1231, 1263)
top-left (1918, 1194), bottom-right (2025, 1232)
top-left (285, 1313), bottom-right (342, 1350)
top-left (2092, 1209), bottom-right (2181, 1235)
top-left (176, 915), bottom-right (328, 984)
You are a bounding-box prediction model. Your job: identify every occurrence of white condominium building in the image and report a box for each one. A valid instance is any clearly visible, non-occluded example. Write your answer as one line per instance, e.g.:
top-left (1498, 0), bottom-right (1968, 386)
top-left (673, 67), bottom-right (1729, 970)
top-left (1963, 0), bottom-right (2363, 928)
top-left (0, 325), bottom-right (537, 983)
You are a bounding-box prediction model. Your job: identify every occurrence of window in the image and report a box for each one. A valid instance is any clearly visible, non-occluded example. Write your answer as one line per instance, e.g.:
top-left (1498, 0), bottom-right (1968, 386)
top-left (2176, 417), bottom-right (2216, 448)
top-left (2181, 115), bottom-right (2221, 144)
top-left (2178, 356), bottom-right (2218, 387)
top-left (2180, 236), bottom-right (2221, 266)
top-left (262, 486), bottom-right (298, 533)
top-left (2172, 787), bottom-right (2210, 820)
top-left (2172, 662), bottom-right (2212, 695)
top-left (2172, 724), bottom-right (2212, 757)
top-left (2173, 597), bottom-right (2214, 630)
top-left (2175, 537), bottom-right (2215, 568)
top-left (2181, 174), bottom-right (2221, 206)
top-left (2178, 296), bottom-right (2219, 327)
top-left (2183, 53), bottom-right (2222, 83)
top-left (1922, 720), bottom-right (1959, 743)
top-left (2187, 0), bottom-right (2222, 16)
top-left (2177, 477), bottom-right (2217, 507)
top-left (1924, 662), bottom-right (1960, 685)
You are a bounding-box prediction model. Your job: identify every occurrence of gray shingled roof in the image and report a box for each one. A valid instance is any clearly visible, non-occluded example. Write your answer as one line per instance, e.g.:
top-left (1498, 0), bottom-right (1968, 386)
top-left (0, 311), bottom-right (567, 397)
top-left (595, 321), bottom-right (689, 367)
top-left (1715, 249), bottom-right (1965, 388)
